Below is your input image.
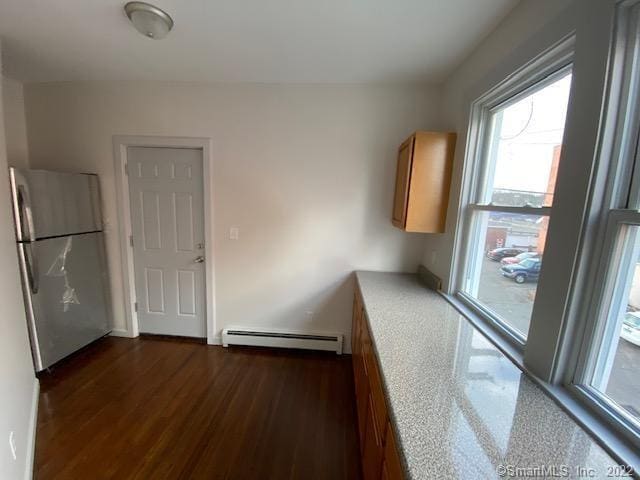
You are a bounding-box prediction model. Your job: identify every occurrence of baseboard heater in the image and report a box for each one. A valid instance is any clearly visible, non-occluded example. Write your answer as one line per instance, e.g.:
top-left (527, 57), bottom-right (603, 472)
top-left (222, 327), bottom-right (343, 354)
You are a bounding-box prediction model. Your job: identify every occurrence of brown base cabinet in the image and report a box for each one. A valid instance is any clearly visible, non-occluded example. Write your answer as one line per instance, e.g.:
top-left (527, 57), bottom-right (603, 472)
top-left (352, 288), bottom-right (405, 480)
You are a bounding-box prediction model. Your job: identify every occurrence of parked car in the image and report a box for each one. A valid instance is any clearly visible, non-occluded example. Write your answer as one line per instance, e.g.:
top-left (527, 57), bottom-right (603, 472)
top-left (500, 251), bottom-right (541, 266)
top-left (621, 312), bottom-right (640, 347)
top-left (500, 258), bottom-right (541, 284)
top-left (487, 247), bottom-right (526, 261)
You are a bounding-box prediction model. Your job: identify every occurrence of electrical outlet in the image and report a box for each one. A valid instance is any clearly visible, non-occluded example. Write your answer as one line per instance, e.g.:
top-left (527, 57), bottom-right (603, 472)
top-left (305, 310), bottom-right (314, 321)
top-left (9, 431), bottom-right (16, 461)
top-left (229, 227), bottom-right (239, 240)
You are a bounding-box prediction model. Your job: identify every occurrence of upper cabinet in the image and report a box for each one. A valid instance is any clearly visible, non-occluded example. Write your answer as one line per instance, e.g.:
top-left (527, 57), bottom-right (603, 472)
top-left (391, 131), bottom-right (456, 233)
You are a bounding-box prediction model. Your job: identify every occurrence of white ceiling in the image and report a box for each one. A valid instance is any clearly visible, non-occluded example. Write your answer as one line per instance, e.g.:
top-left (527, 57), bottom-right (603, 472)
top-left (0, 0), bottom-right (518, 84)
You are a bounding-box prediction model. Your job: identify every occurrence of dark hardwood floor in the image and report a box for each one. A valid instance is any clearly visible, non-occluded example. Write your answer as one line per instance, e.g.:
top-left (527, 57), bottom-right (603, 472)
top-left (35, 337), bottom-right (362, 480)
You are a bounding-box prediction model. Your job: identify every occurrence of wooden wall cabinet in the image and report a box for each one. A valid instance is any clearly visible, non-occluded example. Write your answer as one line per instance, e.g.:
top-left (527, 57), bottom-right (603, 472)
top-left (391, 131), bottom-right (456, 233)
top-left (352, 289), bottom-right (405, 480)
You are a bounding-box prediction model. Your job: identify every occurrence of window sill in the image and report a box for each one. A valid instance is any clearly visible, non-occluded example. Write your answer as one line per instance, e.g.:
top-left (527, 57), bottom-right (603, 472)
top-left (442, 292), bottom-right (640, 474)
top-left (441, 293), bottom-right (525, 369)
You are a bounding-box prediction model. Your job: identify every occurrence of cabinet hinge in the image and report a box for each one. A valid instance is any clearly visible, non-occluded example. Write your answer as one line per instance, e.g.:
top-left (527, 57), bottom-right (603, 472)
top-left (129, 235), bottom-right (134, 248)
top-left (124, 162), bottom-right (129, 175)
top-left (134, 302), bottom-right (138, 313)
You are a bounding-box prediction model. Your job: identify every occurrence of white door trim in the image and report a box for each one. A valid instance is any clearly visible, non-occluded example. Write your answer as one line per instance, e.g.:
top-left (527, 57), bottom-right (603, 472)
top-left (112, 135), bottom-right (218, 344)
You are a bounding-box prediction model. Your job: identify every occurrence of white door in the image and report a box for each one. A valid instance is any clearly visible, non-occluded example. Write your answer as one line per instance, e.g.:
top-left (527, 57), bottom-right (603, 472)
top-left (127, 147), bottom-right (206, 337)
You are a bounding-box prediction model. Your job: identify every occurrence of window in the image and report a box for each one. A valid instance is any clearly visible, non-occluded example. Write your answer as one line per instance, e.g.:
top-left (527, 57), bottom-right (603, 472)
top-left (448, 1), bottom-right (640, 467)
top-left (577, 219), bottom-right (640, 427)
top-left (569, 1), bottom-right (640, 445)
top-left (457, 68), bottom-right (572, 343)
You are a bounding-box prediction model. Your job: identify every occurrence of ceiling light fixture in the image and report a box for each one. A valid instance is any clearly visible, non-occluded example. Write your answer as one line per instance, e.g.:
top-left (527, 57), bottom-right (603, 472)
top-left (124, 2), bottom-right (174, 40)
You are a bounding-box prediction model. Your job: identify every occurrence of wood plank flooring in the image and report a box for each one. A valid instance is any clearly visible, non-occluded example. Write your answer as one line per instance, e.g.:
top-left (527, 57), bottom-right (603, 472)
top-left (35, 337), bottom-right (362, 480)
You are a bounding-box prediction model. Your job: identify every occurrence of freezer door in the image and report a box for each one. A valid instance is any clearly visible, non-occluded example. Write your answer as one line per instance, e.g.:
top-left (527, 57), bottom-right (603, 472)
top-left (25, 232), bottom-right (111, 370)
top-left (10, 168), bottom-right (102, 241)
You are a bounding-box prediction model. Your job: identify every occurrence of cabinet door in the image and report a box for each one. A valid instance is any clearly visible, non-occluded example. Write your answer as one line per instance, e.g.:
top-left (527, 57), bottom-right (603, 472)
top-left (364, 342), bottom-right (387, 439)
top-left (352, 293), bottom-right (361, 355)
top-left (405, 131), bottom-right (456, 232)
top-left (382, 424), bottom-right (404, 480)
top-left (352, 292), bottom-right (368, 449)
top-left (362, 395), bottom-right (384, 480)
top-left (354, 354), bottom-right (369, 449)
top-left (391, 137), bottom-right (414, 228)
top-left (381, 463), bottom-right (389, 480)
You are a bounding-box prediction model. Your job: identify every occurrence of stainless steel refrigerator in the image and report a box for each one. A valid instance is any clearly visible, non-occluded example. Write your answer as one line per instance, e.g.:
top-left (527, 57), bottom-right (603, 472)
top-left (10, 167), bottom-right (111, 371)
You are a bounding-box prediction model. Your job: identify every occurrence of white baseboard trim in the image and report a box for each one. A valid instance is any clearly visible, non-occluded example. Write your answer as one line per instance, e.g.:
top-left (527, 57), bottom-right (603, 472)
top-left (208, 335), bottom-right (222, 345)
top-left (24, 378), bottom-right (39, 480)
top-left (110, 328), bottom-right (135, 338)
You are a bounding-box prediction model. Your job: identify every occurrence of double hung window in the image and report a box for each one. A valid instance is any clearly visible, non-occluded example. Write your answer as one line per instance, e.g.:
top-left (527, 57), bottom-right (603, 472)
top-left (457, 65), bottom-right (572, 344)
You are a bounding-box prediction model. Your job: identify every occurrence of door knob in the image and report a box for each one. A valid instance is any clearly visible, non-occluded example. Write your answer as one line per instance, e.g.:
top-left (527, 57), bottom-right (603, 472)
top-left (194, 256), bottom-right (205, 263)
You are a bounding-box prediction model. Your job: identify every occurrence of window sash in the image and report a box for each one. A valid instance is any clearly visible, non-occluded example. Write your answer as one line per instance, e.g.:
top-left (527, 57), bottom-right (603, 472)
top-left (616, 3), bottom-right (640, 210)
top-left (456, 290), bottom-right (527, 346)
top-left (451, 36), bottom-right (574, 315)
top-left (571, 209), bottom-right (640, 442)
top-left (469, 204), bottom-right (552, 216)
top-left (457, 204), bottom-right (549, 346)
top-left (470, 67), bottom-right (573, 207)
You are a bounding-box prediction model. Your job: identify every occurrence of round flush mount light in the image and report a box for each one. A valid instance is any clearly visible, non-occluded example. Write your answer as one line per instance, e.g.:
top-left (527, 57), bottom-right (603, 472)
top-left (124, 2), bottom-right (174, 40)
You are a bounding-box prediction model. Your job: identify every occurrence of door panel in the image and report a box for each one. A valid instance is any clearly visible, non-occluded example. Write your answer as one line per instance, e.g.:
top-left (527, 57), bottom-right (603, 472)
top-left (174, 193), bottom-right (195, 251)
top-left (11, 168), bottom-right (102, 240)
top-left (177, 270), bottom-right (196, 315)
top-left (145, 268), bottom-right (165, 313)
top-left (128, 147), bottom-right (206, 337)
top-left (27, 232), bottom-right (110, 370)
top-left (141, 191), bottom-right (162, 250)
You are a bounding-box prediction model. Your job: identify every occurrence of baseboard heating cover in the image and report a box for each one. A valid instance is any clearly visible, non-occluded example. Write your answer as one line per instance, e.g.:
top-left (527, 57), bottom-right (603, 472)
top-left (222, 326), bottom-right (343, 354)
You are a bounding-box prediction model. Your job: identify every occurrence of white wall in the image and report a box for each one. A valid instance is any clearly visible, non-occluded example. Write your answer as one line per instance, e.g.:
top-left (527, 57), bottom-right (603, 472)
top-left (0, 43), bottom-right (39, 480)
top-left (2, 76), bottom-right (29, 168)
top-left (421, 0), bottom-right (574, 290)
top-left (24, 82), bottom-right (442, 344)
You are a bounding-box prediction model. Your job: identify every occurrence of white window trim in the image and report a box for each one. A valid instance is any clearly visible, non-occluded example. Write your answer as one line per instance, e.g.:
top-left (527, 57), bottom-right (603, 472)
top-left (451, 36), bottom-right (575, 350)
top-left (558, 0), bottom-right (640, 452)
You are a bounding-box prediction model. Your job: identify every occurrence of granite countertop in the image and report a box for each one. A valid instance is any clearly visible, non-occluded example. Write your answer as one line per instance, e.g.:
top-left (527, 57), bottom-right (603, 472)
top-left (355, 271), bottom-right (619, 480)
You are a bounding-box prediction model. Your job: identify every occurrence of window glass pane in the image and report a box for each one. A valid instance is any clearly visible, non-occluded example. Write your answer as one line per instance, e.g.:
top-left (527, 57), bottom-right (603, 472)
top-left (462, 211), bottom-right (548, 338)
top-left (589, 226), bottom-right (640, 424)
top-left (482, 73), bottom-right (572, 207)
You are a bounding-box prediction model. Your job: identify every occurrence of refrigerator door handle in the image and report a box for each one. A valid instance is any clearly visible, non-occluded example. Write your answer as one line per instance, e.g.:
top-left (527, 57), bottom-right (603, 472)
top-left (24, 242), bottom-right (39, 294)
top-left (17, 243), bottom-right (44, 371)
top-left (17, 185), bottom-right (36, 242)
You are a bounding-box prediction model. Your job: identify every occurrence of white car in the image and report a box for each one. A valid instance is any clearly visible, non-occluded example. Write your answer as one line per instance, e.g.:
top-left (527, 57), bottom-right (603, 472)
top-left (621, 312), bottom-right (640, 347)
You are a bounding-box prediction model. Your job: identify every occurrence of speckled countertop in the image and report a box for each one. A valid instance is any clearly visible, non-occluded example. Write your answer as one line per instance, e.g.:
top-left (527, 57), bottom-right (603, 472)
top-left (355, 271), bottom-right (619, 480)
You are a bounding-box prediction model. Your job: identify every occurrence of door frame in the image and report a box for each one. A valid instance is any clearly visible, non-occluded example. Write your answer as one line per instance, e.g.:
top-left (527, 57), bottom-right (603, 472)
top-left (112, 135), bottom-right (218, 344)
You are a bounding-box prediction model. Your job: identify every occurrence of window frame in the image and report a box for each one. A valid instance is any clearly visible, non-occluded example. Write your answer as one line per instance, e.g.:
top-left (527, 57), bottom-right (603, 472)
top-left (569, 211), bottom-right (640, 448)
top-left (561, 0), bottom-right (640, 451)
top-left (452, 38), bottom-right (575, 350)
top-left (446, 0), bottom-right (640, 470)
